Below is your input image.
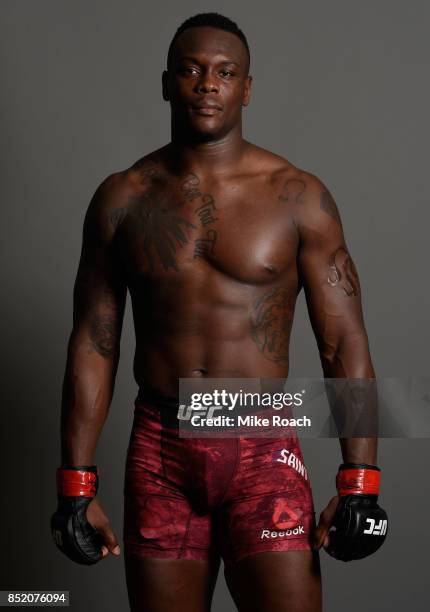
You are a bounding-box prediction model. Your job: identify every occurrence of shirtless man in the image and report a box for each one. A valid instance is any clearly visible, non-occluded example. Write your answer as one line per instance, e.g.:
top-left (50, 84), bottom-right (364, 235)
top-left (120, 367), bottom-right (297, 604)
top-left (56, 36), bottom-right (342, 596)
top-left (51, 12), bottom-right (387, 612)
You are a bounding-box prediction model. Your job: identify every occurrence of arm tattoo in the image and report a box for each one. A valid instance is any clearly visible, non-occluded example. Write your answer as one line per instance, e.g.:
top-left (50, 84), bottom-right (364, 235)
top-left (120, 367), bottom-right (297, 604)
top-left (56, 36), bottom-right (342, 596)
top-left (89, 314), bottom-right (119, 357)
top-left (320, 190), bottom-right (341, 225)
top-left (279, 179), bottom-right (306, 204)
top-left (327, 247), bottom-right (359, 296)
top-left (250, 287), bottom-right (292, 363)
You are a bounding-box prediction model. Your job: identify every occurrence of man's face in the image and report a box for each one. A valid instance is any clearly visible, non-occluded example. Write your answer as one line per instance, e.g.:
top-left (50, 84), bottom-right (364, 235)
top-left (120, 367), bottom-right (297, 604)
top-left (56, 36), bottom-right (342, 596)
top-left (163, 26), bottom-right (252, 140)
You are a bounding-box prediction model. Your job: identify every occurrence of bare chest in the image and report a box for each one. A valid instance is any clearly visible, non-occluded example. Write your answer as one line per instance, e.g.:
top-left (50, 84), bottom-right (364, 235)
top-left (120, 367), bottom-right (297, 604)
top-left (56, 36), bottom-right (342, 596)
top-left (116, 173), bottom-right (299, 286)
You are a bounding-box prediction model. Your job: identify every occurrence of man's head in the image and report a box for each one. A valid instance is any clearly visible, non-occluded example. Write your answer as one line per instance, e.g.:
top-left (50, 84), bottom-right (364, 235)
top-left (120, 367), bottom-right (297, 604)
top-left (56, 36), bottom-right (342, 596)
top-left (166, 13), bottom-right (250, 74)
top-left (162, 13), bottom-right (252, 141)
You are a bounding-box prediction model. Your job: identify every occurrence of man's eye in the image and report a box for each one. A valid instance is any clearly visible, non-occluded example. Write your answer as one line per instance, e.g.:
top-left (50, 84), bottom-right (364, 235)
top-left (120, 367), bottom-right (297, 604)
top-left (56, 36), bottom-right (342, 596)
top-left (220, 70), bottom-right (233, 77)
top-left (180, 67), bottom-right (198, 75)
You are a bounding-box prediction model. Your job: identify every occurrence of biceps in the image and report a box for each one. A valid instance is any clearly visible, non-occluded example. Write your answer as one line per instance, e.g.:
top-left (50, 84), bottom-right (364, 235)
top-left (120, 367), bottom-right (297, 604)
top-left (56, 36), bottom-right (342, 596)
top-left (300, 244), bottom-right (367, 354)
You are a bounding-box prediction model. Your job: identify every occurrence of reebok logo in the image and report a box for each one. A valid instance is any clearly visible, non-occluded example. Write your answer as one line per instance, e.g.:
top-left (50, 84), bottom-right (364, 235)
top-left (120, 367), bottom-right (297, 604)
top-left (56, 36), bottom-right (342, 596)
top-left (261, 526), bottom-right (305, 539)
top-left (271, 498), bottom-right (302, 529)
top-left (363, 518), bottom-right (388, 536)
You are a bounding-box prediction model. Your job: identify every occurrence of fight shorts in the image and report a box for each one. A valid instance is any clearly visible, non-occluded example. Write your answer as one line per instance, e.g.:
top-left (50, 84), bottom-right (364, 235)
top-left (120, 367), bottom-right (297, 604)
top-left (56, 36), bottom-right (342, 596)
top-left (123, 393), bottom-right (316, 567)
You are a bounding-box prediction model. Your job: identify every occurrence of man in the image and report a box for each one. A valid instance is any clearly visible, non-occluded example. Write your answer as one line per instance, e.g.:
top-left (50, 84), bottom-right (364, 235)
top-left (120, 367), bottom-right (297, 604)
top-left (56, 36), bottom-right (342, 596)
top-left (52, 12), bottom-right (386, 612)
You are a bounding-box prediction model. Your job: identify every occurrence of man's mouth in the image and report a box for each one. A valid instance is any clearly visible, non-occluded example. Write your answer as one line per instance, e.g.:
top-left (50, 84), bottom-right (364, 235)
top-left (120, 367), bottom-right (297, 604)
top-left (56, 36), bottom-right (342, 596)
top-left (190, 100), bottom-right (223, 116)
top-left (190, 106), bottom-right (222, 116)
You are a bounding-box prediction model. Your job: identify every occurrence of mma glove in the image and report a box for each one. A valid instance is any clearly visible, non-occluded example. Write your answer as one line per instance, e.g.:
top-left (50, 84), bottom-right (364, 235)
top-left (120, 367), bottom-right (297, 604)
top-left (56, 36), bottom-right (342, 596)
top-left (326, 463), bottom-right (388, 562)
top-left (51, 465), bottom-right (104, 565)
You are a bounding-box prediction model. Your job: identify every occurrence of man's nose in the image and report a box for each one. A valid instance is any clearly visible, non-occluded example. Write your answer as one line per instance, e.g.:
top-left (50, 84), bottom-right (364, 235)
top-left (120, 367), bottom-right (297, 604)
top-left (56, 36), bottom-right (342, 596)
top-left (195, 74), bottom-right (219, 93)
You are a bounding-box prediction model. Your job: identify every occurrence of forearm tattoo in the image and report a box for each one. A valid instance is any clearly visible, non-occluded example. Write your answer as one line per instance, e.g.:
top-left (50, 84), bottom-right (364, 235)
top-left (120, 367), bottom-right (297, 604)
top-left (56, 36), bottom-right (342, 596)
top-left (250, 287), bottom-right (292, 363)
top-left (327, 247), bottom-right (359, 296)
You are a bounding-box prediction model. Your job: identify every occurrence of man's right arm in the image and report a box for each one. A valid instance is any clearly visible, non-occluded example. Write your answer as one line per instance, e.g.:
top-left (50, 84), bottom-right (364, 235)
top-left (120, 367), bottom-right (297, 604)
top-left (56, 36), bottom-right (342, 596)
top-left (60, 173), bottom-right (127, 467)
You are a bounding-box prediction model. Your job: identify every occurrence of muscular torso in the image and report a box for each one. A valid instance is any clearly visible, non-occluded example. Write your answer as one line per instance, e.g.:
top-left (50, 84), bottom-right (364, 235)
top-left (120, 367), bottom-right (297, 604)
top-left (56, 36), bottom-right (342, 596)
top-left (112, 143), bottom-right (306, 396)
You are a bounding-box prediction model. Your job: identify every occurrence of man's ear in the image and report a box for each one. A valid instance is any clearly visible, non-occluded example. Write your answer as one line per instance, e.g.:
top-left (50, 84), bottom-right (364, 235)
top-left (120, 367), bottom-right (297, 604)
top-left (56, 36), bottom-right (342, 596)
top-left (162, 71), bottom-right (169, 101)
top-left (242, 75), bottom-right (253, 107)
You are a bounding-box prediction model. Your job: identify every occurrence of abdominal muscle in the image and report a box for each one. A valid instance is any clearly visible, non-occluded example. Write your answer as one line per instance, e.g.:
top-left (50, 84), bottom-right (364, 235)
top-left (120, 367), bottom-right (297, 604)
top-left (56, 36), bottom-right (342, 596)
top-left (131, 289), bottom-right (294, 397)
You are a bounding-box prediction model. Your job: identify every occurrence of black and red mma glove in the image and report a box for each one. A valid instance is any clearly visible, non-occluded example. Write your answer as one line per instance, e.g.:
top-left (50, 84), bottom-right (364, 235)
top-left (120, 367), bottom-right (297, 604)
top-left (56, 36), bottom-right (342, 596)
top-left (326, 463), bottom-right (388, 562)
top-left (51, 466), bottom-right (104, 565)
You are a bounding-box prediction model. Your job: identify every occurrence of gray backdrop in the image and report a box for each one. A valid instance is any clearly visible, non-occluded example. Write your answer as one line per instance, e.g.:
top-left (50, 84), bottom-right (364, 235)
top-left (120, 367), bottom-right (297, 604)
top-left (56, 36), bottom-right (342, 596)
top-left (1, 1), bottom-right (429, 610)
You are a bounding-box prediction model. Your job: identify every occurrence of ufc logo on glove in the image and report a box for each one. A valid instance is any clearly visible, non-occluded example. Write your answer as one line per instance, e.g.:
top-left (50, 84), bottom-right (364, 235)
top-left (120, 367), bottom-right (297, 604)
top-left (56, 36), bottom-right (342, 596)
top-left (364, 518), bottom-right (388, 536)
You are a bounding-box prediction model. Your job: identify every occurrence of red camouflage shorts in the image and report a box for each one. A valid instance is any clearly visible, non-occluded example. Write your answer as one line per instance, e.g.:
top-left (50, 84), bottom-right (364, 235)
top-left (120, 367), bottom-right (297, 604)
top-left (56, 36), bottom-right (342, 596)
top-left (123, 397), bottom-right (316, 567)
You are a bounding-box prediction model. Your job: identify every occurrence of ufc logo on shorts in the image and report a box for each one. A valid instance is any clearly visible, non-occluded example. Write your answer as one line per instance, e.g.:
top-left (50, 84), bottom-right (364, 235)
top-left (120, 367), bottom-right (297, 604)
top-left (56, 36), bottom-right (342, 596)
top-left (363, 518), bottom-right (387, 535)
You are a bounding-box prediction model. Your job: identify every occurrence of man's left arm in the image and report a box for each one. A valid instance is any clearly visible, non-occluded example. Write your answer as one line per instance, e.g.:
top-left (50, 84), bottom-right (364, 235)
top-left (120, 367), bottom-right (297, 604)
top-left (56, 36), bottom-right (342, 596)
top-left (295, 172), bottom-right (382, 554)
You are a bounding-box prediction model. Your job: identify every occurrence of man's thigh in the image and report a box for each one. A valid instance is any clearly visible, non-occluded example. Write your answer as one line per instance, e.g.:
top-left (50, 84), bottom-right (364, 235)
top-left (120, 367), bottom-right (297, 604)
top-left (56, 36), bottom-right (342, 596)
top-left (124, 552), bottom-right (221, 612)
top-left (224, 550), bottom-right (322, 612)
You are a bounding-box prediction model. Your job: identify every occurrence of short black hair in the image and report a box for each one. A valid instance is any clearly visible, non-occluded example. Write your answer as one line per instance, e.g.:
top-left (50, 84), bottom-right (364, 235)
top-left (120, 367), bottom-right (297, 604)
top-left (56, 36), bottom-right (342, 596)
top-left (167, 12), bottom-right (250, 71)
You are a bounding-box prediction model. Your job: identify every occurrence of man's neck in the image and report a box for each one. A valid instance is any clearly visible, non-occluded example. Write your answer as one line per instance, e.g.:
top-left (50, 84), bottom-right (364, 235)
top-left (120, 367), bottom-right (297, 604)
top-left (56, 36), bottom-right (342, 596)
top-left (168, 125), bottom-right (247, 177)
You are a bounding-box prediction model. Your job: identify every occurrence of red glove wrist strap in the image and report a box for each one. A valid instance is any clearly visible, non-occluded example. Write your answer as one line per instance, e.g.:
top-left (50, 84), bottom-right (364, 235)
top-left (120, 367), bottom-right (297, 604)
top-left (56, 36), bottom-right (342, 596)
top-left (56, 467), bottom-right (98, 497)
top-left (336, 467), bottom-right (380, 496)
